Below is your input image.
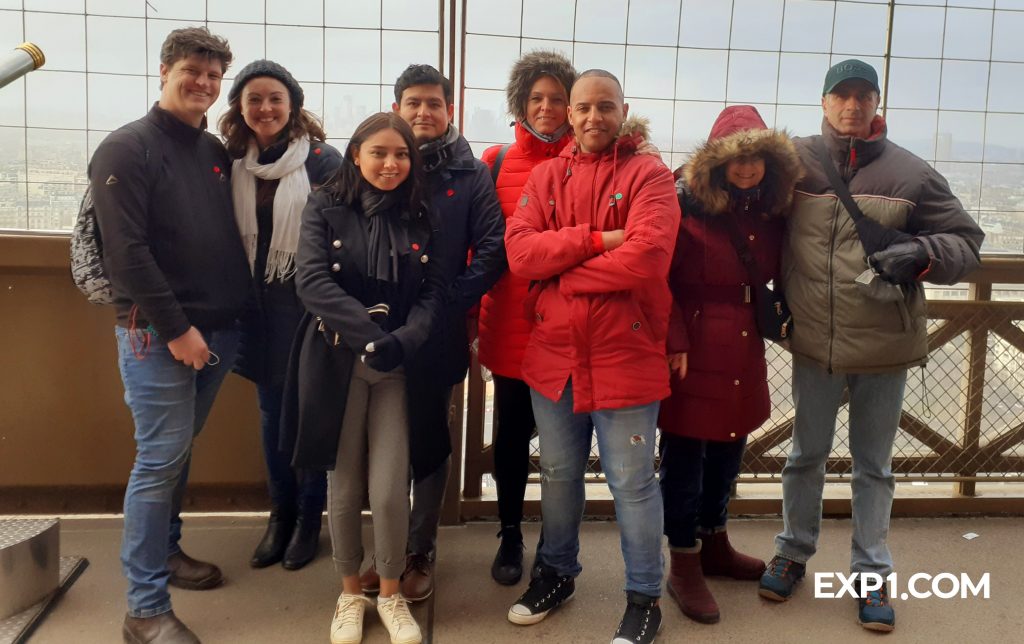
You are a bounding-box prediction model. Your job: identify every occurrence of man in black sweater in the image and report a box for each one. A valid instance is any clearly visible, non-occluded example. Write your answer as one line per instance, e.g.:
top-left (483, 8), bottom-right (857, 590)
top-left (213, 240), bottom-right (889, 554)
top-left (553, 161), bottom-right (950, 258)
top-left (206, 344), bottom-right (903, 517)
top-left (89, 27), bottom-right (249, 644)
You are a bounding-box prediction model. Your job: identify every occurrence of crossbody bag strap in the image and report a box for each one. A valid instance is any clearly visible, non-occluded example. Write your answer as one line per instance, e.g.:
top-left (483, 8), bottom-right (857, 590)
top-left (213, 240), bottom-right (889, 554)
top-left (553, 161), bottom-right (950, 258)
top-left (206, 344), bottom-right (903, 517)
top-left (721, 216), bottom-right (765, 288)
top-left (813, 136), bottom-right (866, 223)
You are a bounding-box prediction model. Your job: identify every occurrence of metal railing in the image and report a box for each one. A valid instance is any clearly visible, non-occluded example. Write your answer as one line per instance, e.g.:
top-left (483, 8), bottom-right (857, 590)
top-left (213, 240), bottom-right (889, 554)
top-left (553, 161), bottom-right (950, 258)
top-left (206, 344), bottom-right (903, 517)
top-left (448, 258), bottom-right (1024, 520)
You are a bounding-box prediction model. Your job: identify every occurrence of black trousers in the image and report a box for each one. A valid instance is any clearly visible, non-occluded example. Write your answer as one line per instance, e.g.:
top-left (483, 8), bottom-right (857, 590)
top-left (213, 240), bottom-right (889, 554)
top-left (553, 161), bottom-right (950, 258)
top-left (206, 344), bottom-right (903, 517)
top-left (491, 375), bottom-right (537, 528)
top-left (659, 432), bottom-right (747, 548)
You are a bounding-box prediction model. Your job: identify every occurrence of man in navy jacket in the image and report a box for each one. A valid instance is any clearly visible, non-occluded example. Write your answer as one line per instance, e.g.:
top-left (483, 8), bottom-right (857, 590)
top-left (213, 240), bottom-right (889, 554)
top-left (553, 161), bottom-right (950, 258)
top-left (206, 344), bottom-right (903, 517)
top-left (358, 64), bottom-right (506, 602)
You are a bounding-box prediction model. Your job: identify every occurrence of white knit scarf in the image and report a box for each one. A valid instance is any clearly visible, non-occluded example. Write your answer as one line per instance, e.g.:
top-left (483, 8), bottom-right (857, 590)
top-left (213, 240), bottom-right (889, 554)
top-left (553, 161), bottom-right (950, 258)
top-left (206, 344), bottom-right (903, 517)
top-left (232, 137), bottom-right (311, 282)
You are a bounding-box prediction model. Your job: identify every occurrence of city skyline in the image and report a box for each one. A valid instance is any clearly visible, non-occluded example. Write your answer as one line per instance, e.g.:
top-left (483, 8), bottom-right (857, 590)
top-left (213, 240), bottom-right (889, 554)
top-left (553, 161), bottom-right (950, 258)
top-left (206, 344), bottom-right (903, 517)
top-left (1, 0), bottom-right (1023, 253)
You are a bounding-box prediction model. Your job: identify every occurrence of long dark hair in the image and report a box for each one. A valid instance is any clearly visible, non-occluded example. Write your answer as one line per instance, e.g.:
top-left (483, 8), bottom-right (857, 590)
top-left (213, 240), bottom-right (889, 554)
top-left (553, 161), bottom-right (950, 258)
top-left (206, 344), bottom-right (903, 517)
top-left (328, 112), bottom-right (427, 215)
top-left (218, 82), bottom-right (327, 158)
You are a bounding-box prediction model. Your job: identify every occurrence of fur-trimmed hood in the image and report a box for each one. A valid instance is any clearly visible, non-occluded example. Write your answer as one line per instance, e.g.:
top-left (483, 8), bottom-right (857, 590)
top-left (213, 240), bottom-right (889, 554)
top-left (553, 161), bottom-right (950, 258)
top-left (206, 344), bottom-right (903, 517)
top-left (682, 106), bottom-right (803, 216)
top-left (506, 50), bottom-right (577, 122)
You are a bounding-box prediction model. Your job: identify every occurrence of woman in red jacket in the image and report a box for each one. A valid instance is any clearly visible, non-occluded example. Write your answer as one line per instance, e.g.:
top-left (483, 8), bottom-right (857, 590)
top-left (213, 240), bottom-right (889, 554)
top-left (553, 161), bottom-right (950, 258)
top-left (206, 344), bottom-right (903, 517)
top-left (478, 50), bottom-right (577, 586)
top-left (659, 105), bottom-right (802, 624)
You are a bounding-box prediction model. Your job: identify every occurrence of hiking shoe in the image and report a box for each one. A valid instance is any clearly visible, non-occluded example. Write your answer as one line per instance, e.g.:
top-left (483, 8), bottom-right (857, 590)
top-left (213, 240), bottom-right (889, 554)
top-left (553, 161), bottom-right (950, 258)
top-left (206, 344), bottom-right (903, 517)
top-left (491, 525), bottom-right (525, 585)
top-left (858, 584), bottom-right (896, 632)
top-left (400, 553), bottom-right (433, 602)
top-left (330, 593), bottom-right (373, 644)
top-left (611, 591), bottom-right (662, 644)
top-left (377, 593), bottom-right (422, 644)
top-left (507, 565), bottom-right (575, 625)
top-left (758, 555), bottom-right (805, 602)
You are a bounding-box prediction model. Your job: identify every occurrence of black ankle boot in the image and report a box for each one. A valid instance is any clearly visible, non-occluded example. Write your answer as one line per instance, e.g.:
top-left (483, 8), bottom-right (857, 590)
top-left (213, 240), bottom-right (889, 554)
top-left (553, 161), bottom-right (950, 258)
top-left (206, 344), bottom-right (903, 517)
top-left (250, 508), bottom-right (296, 568)
top-left (491, 525), bottom-right (525, 585)
top-left (282, 513), bottom-right (322, 570)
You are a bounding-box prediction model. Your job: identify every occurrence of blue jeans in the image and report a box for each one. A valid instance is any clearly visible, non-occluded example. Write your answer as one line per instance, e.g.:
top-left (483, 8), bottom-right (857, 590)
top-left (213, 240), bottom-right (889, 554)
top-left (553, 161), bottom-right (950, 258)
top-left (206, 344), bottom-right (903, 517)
top-left (775, 357), bottom-right (907, 576)
top-left (531, 382), bottom-right (664, 597)
top-left (116, 326), bottom-right (239, 618)
top-left (257, 383), bottom-right (326, 518)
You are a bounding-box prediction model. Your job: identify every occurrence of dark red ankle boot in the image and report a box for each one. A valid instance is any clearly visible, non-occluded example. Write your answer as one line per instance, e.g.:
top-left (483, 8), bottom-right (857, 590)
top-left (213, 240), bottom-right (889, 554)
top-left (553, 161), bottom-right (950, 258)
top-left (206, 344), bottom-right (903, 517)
top-left (699, 528), bottom-right (766, 580)
top-left (666, 544), bottom-right (720, 624)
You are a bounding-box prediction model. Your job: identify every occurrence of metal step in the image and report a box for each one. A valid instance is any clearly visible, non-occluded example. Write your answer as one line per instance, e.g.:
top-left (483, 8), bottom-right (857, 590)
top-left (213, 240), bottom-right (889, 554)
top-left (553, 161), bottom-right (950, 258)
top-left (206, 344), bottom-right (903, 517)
top-left (0, 519), bottom-right (59, 620)
top-left (0, 555), bottom-right (88, 644)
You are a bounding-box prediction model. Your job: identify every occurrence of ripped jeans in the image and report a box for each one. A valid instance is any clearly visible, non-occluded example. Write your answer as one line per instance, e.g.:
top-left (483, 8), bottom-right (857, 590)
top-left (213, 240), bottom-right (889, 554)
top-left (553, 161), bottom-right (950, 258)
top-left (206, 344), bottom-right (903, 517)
top-left (530, 381), bottom-right (664, 597)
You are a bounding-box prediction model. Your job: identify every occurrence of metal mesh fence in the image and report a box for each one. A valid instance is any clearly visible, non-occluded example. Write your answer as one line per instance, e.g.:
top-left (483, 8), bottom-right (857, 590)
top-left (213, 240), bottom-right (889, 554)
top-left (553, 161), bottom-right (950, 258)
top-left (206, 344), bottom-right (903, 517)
top-left (469, 286), bottom-right (1024, 491)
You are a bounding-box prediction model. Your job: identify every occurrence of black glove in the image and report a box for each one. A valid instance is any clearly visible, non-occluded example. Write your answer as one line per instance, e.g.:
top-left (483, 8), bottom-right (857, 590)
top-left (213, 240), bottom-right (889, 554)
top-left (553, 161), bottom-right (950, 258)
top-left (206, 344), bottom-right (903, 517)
top-left (868, 240), bottom-right (930, 285)
top-left (362, 333), bottom-right (404, 372)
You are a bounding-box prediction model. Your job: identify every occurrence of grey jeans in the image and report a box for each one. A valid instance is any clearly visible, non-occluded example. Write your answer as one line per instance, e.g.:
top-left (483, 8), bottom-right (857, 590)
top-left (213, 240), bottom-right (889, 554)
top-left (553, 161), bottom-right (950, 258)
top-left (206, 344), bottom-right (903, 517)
top-left (327, 360), bottom-right (410, 580)
top-left (775, 357), bottom-right (907, 575)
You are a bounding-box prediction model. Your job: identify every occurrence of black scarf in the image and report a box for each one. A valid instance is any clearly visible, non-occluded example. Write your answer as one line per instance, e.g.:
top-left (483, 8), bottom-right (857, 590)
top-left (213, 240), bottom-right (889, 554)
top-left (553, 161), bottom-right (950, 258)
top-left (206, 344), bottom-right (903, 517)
top-left (360, 184), bottom-right (409, 284)
top-left (419, 124), bottom-right (461, 173)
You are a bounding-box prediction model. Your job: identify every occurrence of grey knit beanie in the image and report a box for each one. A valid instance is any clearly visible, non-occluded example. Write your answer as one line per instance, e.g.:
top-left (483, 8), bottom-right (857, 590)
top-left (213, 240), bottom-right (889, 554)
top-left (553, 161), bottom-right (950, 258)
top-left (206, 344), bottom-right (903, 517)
top-left (228, 59), bottom-right (304, 108)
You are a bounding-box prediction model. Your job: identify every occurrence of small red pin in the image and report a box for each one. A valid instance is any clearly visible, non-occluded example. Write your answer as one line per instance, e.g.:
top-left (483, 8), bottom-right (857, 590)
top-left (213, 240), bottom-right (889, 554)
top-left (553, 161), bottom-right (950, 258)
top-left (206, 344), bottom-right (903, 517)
top-left (314, 147), bottom-right (321, 155)
top-left (213, 166), bottom-right (221, 173)
top-left (446, 188), bottom-right (455, 197)
top-left (412, 243), bottom-right (421, 251)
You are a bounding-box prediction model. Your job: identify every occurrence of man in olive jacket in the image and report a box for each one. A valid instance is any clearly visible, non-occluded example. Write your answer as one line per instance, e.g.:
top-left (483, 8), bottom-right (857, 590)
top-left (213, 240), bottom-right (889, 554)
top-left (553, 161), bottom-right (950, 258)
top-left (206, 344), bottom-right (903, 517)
top-left (758, 59), bottom-right (984, 633)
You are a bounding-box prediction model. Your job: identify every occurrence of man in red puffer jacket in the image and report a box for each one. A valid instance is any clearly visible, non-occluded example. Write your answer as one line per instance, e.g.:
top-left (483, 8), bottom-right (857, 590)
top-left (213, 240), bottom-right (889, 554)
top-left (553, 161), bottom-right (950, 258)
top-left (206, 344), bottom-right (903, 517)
top-left (503, 69), bottom-right (680, 644)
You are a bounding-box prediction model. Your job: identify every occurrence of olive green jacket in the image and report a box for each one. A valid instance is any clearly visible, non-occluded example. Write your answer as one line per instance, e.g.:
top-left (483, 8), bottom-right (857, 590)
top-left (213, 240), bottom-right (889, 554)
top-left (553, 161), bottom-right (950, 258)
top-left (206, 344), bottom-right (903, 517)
top-left (783, 117), bottom-right (984, 373)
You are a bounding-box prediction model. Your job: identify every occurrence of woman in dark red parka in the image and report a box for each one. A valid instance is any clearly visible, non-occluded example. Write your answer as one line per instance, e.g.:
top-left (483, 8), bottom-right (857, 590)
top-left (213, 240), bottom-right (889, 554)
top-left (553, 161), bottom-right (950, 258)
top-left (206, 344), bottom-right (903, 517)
top-left (478, 50), bottom-right (577, 586)
top-left (659, 105), bottom-right (802, 624)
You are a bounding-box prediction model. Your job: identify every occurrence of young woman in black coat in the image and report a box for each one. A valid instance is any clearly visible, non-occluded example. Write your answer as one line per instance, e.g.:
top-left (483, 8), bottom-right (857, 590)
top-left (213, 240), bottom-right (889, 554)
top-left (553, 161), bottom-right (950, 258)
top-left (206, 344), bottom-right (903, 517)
top-left (287, 112), bottom-right (443, 644)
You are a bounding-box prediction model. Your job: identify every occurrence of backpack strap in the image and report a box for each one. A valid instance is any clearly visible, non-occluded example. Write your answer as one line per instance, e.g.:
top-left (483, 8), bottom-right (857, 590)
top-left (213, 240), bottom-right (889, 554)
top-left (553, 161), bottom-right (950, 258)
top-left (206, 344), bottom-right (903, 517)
top-left (490, 143), bottom-right (511, 184)
top-left (121, 120), bottom-right (163, 188)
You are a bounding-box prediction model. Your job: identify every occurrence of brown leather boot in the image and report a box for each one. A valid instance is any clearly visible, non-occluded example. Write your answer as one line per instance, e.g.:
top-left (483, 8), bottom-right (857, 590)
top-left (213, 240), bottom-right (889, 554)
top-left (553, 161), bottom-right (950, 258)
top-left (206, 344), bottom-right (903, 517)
top-left (400, 552), bottom-right (434, 602)
top-left (167, 550), bottom-right (223, 590)
top-left (122, 610), bottom-right (200, 644)
top-left (699, 528), bottom-right (766, 580)
top-left (359, 559), bottom-right (381, 594)
top-left (666, 544), bottom-right (720, 624)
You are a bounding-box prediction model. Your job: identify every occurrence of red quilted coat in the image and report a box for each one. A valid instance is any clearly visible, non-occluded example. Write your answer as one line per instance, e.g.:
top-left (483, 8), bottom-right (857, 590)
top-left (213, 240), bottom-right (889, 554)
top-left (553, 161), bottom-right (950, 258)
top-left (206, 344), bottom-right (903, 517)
top-left (478, 122), bottom-right (574, 379)
top-left (659, 106), bottom-right (803, 441)
top-left (505, 119), bottom-right (681, 413)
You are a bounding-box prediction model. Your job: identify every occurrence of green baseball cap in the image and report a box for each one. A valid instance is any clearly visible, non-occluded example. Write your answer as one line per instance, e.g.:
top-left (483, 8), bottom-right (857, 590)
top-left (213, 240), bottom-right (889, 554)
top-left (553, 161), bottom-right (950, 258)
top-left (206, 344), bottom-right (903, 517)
top-left (822, 58), bottom-right (880, 95)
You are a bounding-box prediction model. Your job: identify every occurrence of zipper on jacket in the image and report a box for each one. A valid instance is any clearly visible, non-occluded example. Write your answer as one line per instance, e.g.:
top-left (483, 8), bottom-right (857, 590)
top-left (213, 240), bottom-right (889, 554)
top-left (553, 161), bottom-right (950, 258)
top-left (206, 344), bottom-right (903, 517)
top-left (826, 168), bottom-right (842, 374)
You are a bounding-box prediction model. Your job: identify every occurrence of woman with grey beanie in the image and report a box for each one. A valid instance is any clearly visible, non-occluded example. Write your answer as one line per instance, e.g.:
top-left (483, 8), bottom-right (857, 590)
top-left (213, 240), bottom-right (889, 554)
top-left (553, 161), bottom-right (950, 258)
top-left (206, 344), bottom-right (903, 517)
top-left (218, 59), bottom-right (342, 572)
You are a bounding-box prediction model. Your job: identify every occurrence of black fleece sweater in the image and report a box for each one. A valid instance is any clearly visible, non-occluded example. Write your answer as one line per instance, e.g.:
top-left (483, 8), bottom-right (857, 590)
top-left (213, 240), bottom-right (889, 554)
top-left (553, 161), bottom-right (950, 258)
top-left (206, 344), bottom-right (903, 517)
top-left (89, 105), bottom-right (250, 341)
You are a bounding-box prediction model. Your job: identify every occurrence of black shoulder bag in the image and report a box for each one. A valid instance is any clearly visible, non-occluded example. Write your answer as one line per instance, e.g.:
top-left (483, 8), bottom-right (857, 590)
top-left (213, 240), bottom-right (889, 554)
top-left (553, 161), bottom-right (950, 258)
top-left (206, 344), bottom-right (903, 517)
top-left (722, 217), bottom-right (793, 342)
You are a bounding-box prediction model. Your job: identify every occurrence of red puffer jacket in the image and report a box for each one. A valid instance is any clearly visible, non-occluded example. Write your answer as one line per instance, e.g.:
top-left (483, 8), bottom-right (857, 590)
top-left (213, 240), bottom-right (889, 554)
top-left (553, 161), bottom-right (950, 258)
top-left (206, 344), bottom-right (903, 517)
top-left (505, 120), bottom-right (680, 413)
top-left (659, 105), bottom-right (803, 441)
top-left (478, 122), bottom-right (573, 379)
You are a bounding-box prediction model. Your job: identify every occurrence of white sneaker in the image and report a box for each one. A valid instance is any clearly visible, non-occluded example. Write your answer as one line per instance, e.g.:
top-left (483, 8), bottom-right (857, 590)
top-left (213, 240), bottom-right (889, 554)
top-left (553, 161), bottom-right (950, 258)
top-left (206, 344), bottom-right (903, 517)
top-left (330, 593), bottom-right (373, 644)
top-left (377, 593), bottom-right (422, 644)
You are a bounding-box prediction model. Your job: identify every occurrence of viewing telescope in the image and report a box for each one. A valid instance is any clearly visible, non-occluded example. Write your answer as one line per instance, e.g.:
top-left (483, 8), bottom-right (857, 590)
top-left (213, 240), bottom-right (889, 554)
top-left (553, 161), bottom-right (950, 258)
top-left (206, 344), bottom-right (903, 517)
top-left (0, 43), bottom-right (45, 90)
